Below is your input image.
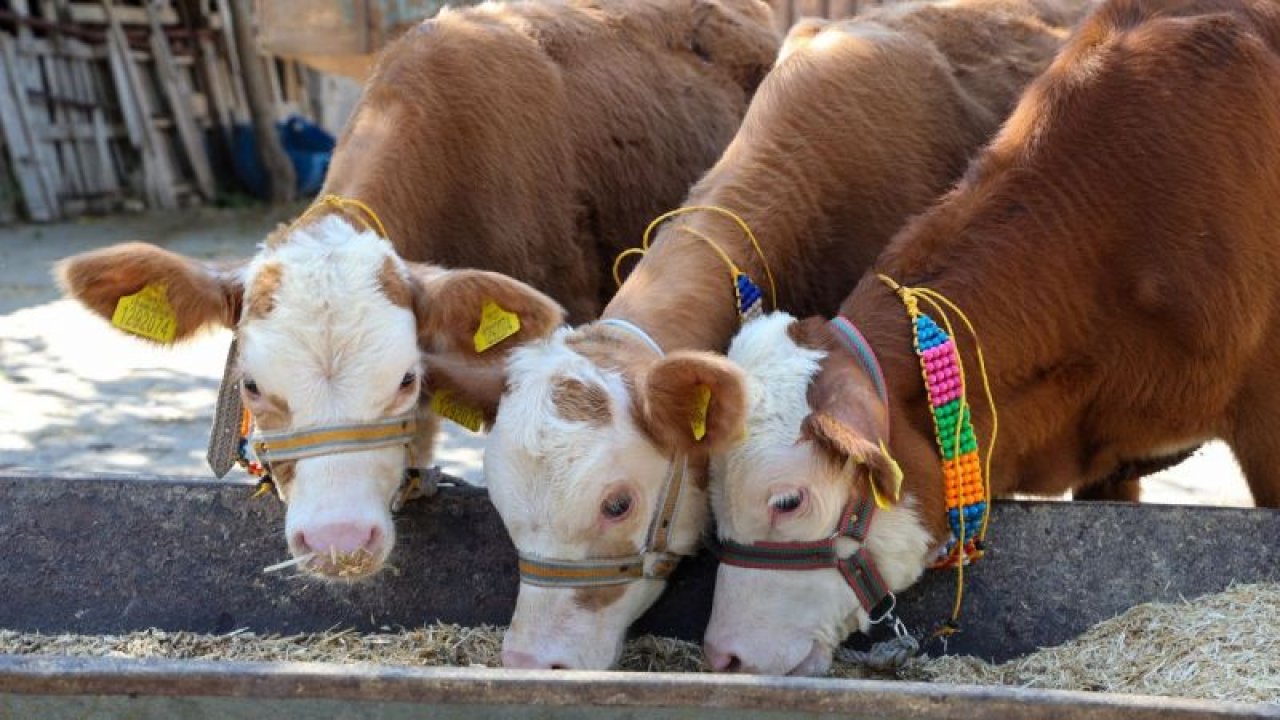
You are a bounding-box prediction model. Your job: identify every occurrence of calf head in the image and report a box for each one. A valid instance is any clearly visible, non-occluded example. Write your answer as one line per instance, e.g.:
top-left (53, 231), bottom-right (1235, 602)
top-left (56, 215), bottom-right (563, 580)
top-left (704, 313), bottom-right (933, 676)
top-left (472, 323), bottom-right (746, 669)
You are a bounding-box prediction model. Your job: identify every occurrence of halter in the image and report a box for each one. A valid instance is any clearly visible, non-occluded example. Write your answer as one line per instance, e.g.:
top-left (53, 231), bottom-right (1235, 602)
top-left (518, 318), bottom-right (692, 588)
top-left (716, 315), bottom-right (896, 617)
top-left (205, 195), bottom-right (432, 510)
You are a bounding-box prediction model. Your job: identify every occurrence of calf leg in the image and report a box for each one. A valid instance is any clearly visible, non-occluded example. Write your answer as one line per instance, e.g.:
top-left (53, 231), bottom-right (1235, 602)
top-left (1072, 474), bottom-right (1141, 502)
top-left (1227, 389), bottom-right (1280, 508)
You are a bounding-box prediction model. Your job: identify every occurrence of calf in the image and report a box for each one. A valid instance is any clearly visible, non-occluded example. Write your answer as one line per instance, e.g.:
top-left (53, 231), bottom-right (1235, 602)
top-left (703, 0), bottom-right (1280, 676)
top-left (436, 0), bottom-right (1085, 669)
top-left (55, 0), bottom-right (779, 581)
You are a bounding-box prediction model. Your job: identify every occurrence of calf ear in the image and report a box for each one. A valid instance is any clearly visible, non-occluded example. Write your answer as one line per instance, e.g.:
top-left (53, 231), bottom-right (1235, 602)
top-left (410, 266), bottom-right (565, 423)
top-left (795, 317), bottom-right (900, 505)
top-left (55, 242), bottom-right (244, 344)
top-left (639, 351), bottom-right (747, 456)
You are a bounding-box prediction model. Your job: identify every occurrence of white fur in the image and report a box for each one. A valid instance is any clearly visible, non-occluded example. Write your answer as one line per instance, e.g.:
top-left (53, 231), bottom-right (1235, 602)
top-left (485, 326), bottom-right (707, 669)
top-left (706, 312), bottom-right (934, 675)
top-left (238, 216), bottom-right (423, 577)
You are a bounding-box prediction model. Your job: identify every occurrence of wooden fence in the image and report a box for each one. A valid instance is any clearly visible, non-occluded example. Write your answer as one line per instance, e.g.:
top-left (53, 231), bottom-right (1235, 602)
top-left (0, 0), bottom-right (312, 222)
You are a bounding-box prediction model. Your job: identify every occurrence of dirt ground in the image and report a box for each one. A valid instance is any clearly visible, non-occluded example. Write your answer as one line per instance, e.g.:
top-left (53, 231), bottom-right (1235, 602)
top-left (0, 207), bottom-right (1256, 506)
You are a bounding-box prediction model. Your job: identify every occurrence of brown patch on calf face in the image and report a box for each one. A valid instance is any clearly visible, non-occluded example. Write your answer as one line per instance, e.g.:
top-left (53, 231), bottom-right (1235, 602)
top-left (247, 392), bottom-right (293, 432)
top-left (573, 585), bottom-right (626, 611)
top-left (271, 460), bottom-right (297, 501)
top-left (551, 377), bottom-right (611, 425)
top-left (247, 263), bottom-right (283, 319)
top-left (378, 256), bottom-right (412, 308)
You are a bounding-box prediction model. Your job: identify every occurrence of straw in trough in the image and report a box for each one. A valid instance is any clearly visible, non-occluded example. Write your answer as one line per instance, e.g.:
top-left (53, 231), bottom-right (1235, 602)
top-left (905, 582), bottom-right (1280, 704)
top-left (2, 583), bottom-right (1275, 704)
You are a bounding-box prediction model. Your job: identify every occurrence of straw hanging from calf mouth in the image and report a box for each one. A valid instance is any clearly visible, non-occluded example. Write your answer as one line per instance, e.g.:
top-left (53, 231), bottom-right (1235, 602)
top-left (262, 553), bottom-right (316, 574)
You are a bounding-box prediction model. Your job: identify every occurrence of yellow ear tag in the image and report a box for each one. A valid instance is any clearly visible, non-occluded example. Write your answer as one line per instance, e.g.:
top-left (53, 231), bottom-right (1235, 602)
top-left (691, 384), bottom-right (711, 441)
top-left (111, 283), bottom-right (178, 343)
top-left (473, 300), bottom-right (521, 353)
top-left (430, 390), bottom-right (485, 433)
top-left (868, 439), bottom-right (905, 510)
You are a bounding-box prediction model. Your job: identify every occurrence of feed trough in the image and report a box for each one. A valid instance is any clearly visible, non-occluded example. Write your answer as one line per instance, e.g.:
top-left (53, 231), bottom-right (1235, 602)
top-left (1, 470), bottom-right (1277, 717)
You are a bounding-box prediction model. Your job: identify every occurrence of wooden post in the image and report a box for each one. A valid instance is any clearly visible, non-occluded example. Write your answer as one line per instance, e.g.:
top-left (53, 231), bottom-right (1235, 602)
top-left (230, 0), bottom-right (295, 203)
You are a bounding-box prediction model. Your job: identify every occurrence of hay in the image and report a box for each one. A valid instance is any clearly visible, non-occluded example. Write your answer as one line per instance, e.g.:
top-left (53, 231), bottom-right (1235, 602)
top-left (2, 584), bottom-right (1276, 704)
top-left (905, 583), bottom-right (1280, 704)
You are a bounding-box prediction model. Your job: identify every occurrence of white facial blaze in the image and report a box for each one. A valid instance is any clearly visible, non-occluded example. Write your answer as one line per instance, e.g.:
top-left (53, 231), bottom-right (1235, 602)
top-left (485, 328), bottom-right (706, 669)
top-left (706, 313), bottom-right (932, 675)
top-left (238, 216), bottom-right (423, 576)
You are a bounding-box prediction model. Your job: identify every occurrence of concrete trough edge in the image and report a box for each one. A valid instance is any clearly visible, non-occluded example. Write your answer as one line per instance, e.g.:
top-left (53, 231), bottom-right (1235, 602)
top-left (2, 470), bottom-right (1279, 663)
top-left (1, 654), bottom-right (1276, 719)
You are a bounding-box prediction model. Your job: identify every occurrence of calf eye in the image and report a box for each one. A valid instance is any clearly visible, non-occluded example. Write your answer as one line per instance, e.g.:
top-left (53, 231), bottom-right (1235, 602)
top-left (243, 379), bottom-right (261, 397)
top-left (601, 491), bottom-right (633, 519)
top-left (769, 491), bottom-right (804, 513)
top-left (399, 372), bottom-right (417, 389)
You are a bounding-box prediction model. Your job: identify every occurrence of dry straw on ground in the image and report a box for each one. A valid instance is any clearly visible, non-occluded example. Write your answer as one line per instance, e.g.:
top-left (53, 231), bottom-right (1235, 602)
top-left (2, 584), bottom-right (1276, 704)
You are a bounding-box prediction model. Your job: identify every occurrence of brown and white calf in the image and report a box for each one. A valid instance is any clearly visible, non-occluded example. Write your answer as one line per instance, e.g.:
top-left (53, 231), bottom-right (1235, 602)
top-left (54, 0), bottom-right (779, 581)
top-left (703, 0), bottom-right (1280, 675)
top-left (429, 0), bottom-right (1085, 669)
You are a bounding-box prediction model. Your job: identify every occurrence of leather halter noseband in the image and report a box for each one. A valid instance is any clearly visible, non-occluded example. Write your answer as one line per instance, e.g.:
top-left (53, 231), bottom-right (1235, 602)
top-left (517, 318), bottom-right (691, 588)
top-left (716, 315), bottom-right (896, 618)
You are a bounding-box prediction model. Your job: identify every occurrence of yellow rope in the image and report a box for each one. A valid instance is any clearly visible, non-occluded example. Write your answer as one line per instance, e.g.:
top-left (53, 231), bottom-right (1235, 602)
top-left (611, 205), bottom-right (778, 310)
top-left (878, 274), bottom-right (1000, 633)
top-left (292, 193), bottom-right (390, 240)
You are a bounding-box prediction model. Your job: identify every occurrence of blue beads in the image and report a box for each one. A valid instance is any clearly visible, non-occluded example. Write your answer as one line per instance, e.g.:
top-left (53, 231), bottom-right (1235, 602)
top-left (947, 503), bottom-right (987, 541)
top-left (915, 314), bottom-right (948, 350)
top-left (736, 272), bottom-right (763, 321)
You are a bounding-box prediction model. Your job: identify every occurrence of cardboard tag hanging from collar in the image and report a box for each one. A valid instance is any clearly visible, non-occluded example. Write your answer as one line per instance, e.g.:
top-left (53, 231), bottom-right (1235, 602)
top-left (207, 339), bottom-right (244, 478)
top-left (474, 300), bottom-right (521, 353)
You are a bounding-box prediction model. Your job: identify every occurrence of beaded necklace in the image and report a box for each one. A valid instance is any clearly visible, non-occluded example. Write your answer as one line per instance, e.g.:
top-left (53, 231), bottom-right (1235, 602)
top-left (879, 274), bottom-right (999, 633)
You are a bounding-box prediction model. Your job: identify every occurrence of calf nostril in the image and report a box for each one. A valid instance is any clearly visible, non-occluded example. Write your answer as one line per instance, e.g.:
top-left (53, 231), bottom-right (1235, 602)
top-left (365, 525), bottom-right (383, 553)
top-left (705, 644), bottom-right (744, 673)
top-left (549, 663), bottom-right (568, 670)
top-left (291, 531), bottom-right (311, 554)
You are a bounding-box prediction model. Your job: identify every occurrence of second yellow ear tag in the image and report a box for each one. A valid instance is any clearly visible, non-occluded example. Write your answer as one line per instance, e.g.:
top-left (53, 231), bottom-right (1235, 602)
top-left (111, 283), bottom-right (177, 343)
top-left (473, 300), bottom-right (521, 353)
top-left (691, 384), bottom-right (711, 441)
top-left (430, 390), bottom-right (485, 433)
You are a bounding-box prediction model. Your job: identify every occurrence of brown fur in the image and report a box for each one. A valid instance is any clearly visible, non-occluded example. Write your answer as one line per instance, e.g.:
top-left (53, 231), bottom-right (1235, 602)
top-left (824, 0), bottom-right (1280, 547)
top-left (786, 317), bottom-right (902, 503)
top-left (55, 242), bottom-right (244, 343)
top-left (377, 257), bottom-right (412, 309)
top-left (56, 0), bottom-right (778, 388)
top-left (601, 0), bottom-right (1086, 359)
top-left (551, 377), bottom-right (612, 425)
top-left (639, 352), bottom-right (749, 459)
top-left (574, 585), bottom-right (627, 611)
top-left (247, 393), bottom-right (293, 431)
top-left (323, 0), bottom-right (779, 324)
top-left (246, 263), bottom-right (283, 319)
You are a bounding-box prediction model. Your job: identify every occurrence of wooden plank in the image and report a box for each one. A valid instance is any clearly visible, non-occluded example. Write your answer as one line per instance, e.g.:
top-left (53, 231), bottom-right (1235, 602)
top-left (145, 0), bottom-right (215, 199)
top-left (0, 34), bottom-right (57, 220)
top-left (196, 35), bottom-right (233, 128)
top-left (1, 655), bottom-right (1273, 720)
top-left (103, 0), bottom-right (178, 209)
top-left (67, 3), bottom-right (179, 27)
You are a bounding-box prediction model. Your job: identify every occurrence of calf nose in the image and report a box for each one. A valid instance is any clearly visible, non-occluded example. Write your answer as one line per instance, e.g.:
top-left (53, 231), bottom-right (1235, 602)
top-left (704, 641), bottom-right (744, 673)
top-left (501, 647), bottom-right (571, 670)
top-left (294, 522), bottom-right (382, 557)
